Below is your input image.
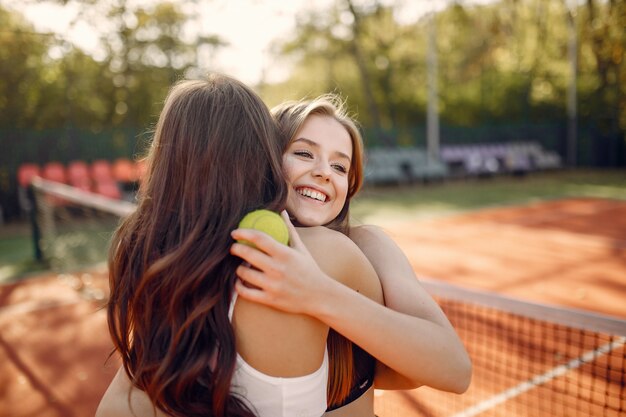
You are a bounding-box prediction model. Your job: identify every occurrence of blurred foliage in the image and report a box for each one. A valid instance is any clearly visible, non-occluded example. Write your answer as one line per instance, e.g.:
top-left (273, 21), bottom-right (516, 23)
top-left (263, 0), bottom-right (625, 149)
top-left (0, 0), bottom-right (624, 222)
top-left (0, 0), bottom-right (623, 141)
top-left (0, 0), bottom-right (224, 130)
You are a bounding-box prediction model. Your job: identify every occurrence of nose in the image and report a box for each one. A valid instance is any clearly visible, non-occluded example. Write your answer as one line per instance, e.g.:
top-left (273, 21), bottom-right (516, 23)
top-left (312, 160), bottom-right (331, 181)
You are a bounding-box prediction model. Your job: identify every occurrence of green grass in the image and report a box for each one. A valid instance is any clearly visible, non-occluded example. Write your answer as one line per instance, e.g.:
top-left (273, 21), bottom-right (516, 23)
top-left (352, 169), bottom-right (626, 226)
top-left (0, 223), bottom-right (49, 283)
top-left (0, 217), bottom-right (117, 284)
top-left (1, 169), bottom-right (624, 283)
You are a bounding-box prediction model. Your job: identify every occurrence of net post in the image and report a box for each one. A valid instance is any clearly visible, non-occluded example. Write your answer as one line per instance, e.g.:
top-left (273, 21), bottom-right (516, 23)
top-left (26, 183), bottom-right (43, 262)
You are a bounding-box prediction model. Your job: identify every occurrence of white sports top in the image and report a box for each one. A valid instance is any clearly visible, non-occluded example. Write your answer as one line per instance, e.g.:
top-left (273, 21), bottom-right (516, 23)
top-left (228, 293), bottom-right (329, 417)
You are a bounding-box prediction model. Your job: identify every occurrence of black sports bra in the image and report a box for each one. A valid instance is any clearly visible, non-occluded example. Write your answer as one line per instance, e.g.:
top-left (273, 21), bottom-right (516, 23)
top-left (326, 342), bottom-right (375, 411)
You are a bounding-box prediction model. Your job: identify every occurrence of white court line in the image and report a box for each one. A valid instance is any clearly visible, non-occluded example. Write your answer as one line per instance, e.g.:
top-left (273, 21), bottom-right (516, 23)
top-left (451, 336), bottom-right (626, 417)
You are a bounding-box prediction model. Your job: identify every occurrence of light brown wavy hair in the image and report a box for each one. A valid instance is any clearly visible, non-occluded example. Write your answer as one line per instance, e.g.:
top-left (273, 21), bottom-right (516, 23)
top-left (107, 74), bottom-right (288, 417)
top-left (272, 94), bottom-right (365, 407)
top-left (272, 94), bottom-right (364, 235)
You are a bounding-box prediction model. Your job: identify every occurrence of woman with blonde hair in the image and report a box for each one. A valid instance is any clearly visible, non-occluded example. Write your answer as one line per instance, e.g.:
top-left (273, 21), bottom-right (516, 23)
top-left (232, 93), bottom-right (472, 416)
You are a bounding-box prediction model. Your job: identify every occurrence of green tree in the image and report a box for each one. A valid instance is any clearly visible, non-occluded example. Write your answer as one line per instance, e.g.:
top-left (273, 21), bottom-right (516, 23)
top-left (0, 6), bottom-right (58, 128)
top-left (95, 0), bottom-right (225, 128)
top-left (581, 0), bottom-right (625, 129)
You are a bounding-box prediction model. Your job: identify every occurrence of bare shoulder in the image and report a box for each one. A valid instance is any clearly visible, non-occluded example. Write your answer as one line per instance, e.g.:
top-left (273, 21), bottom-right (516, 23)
top-left (350, 224), bottom-right (395, 246)
top-left (297, 226), bottom-right (365, 268)
top-left (297, 225), bottom-right (356, 248)
top-left (350, 223), bottom-right (385, 235)
top-left (350, 225), bottom-right (411, 266)
top-left (297, 226), bottom-right (383, 303)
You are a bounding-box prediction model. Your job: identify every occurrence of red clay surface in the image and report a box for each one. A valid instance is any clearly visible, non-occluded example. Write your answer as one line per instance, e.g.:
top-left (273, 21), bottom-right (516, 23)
top-left (383, 197), bottom-right (626, 319)
top-left (1, 197), bottom-right (625, 417)
top-left (373, 197), bottom-right (626, 417)
top-left (0, 268), bottom-right (118, 417)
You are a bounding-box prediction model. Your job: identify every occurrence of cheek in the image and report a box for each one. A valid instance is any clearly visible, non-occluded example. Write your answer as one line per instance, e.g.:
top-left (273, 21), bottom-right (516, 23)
top-left (336, 177), bottom-right (350, 202)
top-left (283, 156), bottom-right (305, 182)
top-left (282, 158), bottom-right (296, 184)
top-left (285, 191), bottom-right (298, 212)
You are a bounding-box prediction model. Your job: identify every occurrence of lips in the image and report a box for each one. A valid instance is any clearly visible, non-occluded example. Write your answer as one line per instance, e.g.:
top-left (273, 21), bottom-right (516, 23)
top-left (295, 186), bottom-right (328, 203)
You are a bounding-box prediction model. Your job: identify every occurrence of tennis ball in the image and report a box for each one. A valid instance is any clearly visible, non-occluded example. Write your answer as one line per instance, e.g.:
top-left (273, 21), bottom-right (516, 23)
top-left (237, 209), bottom-right (289, 247)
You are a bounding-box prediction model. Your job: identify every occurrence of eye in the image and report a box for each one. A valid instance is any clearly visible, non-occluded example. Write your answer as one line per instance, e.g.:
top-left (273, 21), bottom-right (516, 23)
top-left (294, 150), bottom-right (313, 159)
top-left (332, 163), bottom-right (348, 174)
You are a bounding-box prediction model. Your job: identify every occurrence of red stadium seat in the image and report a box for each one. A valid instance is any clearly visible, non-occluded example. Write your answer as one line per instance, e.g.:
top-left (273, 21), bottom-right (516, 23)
top-left (112, 158), bottom-right (137, 183)
top-left (91, 160), bottom-right (113, 183)
top-left (42, 162), bottom-right (67, 184)
top-left (67, 160), bottom-right (92, 192)
top-left (17, 163), bottom-right (41, 188)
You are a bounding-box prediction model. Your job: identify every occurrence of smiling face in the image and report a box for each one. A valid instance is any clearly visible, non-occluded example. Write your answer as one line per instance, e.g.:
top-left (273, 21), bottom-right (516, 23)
top-left (283, 114), bottom-right (353, 227)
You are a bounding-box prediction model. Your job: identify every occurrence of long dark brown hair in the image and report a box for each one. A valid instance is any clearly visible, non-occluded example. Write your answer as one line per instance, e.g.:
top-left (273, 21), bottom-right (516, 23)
top-left (271, 95), bottom-right (366, 407)
top-left (107, 74), bottom-right (288, 416)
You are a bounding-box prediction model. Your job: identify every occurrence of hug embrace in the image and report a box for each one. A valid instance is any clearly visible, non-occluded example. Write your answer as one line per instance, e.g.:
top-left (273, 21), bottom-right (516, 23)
top-left (96, 73), bottom-right (471, 417)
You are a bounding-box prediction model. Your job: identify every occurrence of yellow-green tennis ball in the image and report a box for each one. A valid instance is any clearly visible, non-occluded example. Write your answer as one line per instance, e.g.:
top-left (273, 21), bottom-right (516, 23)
top-left (237, 209), bottom-right (289, 247)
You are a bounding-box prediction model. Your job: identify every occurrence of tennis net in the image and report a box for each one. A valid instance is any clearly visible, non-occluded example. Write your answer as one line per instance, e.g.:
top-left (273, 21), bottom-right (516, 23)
top-left (30, 177), bottom-right (135, 272)
top-left (375, 279), bottom-right (626, 417)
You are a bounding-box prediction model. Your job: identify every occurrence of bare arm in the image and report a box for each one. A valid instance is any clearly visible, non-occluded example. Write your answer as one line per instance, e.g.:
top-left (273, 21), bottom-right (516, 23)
top-left (231, 222), bottom-right (384, 313)
top-left (231, 215), bottom-right (472, 393)
top-left (350, 224), bottom-right (471, 391)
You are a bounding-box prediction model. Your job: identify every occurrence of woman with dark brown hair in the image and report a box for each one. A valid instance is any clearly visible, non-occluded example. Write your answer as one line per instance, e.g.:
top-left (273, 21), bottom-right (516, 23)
top-left (96, 74), bottom-right (382, 417)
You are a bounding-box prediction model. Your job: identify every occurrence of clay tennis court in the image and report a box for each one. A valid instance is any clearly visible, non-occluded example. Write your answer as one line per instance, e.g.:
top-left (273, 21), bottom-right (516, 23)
top-left (1, 197), bottom-right (624, 417)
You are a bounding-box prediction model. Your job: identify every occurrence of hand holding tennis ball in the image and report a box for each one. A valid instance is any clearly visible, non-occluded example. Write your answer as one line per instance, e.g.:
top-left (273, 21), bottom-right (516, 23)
top-left (237, 209), bottom-right (289, 247)
top-left (232, 209), bottom-right (324, 316)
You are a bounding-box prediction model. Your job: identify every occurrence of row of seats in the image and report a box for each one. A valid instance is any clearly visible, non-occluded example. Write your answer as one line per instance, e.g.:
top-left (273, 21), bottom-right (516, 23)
top-left (17, 159), bottom-right (146, 201)
top-left (439, 142), bottom-right (562, 177)
top-left (365, 148), bottom-right (448, 185)
top-left (363, 142), bottom-right (563, 185)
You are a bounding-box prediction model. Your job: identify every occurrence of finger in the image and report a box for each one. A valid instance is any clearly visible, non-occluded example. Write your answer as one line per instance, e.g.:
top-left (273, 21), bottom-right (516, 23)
top-left (235, 278), bottom-right (272, 306)
top-left (281, 210), bottom-right (305, 250)
top-left (230, 241), bottom-right (276, 272)
top-left (234, 263), bottom-right (270, 290)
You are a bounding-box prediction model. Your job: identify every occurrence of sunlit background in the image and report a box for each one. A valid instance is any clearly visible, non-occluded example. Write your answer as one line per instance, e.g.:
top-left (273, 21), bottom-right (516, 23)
top-left (0, 0), bottom-right (624, 224)
top-left (1, 0), bottom-right (500, 85)
top-left (1, 2), bottom-right (625, 416)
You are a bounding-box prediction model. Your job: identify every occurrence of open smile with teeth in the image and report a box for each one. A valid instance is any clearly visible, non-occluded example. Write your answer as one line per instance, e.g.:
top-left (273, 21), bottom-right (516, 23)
top-left (296, 187), bottom-right (328, 203)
